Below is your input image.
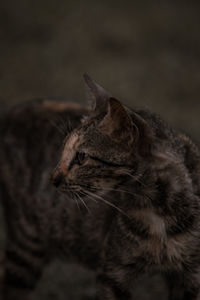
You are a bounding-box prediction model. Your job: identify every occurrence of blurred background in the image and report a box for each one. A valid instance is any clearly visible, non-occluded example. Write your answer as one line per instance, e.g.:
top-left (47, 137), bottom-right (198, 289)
top-left (0, 0), bottom-right (199, 299)
top-left (1, 0), bottom-right (200, 142)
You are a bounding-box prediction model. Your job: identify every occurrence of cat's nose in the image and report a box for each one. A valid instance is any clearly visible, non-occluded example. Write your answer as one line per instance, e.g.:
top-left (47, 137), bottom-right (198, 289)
top-left (51, 171), bottom-right (64, 188)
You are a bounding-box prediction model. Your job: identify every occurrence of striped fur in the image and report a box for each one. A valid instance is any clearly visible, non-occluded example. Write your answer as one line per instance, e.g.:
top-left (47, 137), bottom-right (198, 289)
top-left (0, 86), bottom-right (200, 300)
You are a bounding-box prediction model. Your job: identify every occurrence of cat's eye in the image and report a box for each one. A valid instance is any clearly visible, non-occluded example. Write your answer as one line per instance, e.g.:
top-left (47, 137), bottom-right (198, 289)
top-left (75, 152), bottom-right (87, 165)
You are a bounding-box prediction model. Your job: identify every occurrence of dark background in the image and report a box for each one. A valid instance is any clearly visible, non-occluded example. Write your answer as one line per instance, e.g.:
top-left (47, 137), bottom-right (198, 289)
top-left (1, 0), bottom-right (200, 143)
top-left (0, 0), bottom-right (199, 299)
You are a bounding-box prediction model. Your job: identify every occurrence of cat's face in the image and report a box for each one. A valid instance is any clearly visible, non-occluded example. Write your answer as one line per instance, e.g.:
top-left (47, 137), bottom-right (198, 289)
top-left (52, 115), bottom-right (134, 196)
top-left (51, 75), bottom-right (153, 199)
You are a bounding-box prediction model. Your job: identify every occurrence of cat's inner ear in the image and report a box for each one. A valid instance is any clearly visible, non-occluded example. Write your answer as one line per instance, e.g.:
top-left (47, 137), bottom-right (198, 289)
top-left (83, 73), bottom-right (111, 111)
top-left (99, 98), bottom-right (137, 143)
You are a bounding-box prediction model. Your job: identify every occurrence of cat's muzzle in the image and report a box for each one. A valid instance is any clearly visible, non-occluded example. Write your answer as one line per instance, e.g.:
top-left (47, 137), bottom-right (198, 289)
top-left (51, 170), bottom-right (65, 188)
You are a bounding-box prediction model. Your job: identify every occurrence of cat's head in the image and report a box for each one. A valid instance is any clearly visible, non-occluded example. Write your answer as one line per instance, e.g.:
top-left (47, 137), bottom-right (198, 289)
top-left (51, 75), bottom-right (154, 198)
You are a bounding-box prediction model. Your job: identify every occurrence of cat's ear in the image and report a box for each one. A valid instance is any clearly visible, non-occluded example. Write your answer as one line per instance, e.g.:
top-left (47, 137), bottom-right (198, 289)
top-left (131, 111), bottom-right (154, 157)
top-left (99, 98), bottom-right (153, 156)
top-left (83, 73), bottom-right (111, 111)
top-left (99, 98), bottom-right (137, 143)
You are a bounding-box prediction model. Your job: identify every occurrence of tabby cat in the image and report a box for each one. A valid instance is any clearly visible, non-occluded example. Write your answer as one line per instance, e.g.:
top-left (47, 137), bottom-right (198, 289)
top-left (1, 75), bottom-right (200, 300)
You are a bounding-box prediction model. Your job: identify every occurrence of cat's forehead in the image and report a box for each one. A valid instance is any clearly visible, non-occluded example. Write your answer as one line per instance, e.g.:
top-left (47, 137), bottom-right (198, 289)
top-left (66, 132), bottom-right (80, 150)
top-left (62, 132), bottom-right (82, 164)
top-left (64, 127), bottom-right (89, 150)
top-left (65, 122), bottom-right (102, 151)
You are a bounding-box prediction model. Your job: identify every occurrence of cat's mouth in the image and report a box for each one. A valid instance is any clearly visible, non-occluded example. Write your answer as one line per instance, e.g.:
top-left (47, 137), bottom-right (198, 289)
top-left (51, 173), bottom-right (129, 216)
top-left (52, 178), bottom-right (109, 203)
top-left (51, 173), bottom-right (92, 199)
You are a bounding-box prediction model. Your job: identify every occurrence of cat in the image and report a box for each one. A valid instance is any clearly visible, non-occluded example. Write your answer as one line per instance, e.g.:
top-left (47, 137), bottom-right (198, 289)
top-left (1, 75), bottom-right (200, 300)
top-left (0, 98), bottom-right (89, 299)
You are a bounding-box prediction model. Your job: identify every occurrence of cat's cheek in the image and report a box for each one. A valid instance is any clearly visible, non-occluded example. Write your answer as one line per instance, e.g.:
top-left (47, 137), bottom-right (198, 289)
top-left (67, 165), bottom-right (80, 179)
top-left (93, 178), bottom-right (118, 194)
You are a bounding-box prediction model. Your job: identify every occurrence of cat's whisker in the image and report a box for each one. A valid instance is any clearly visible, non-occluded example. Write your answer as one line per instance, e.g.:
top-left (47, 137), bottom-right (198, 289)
top-left (79, 190), bottom-right (98, 204)
top-left (119, 169), bottom-right (145, 184)
top-left (118, 170), bottom-right (154, 200)
top-left (76, 192), bottom-right (92, 215)
top-left (85, 190), bottom-right (130, 219)
top-left (116, 174), bottom-right (154, 203)
top-left (77, 182), bottom-right (137, 198)
top-left (79, 190), bottom-right (98, 203)
top-left (100, 186), bottom-right (136, 197)
top-left (74, 183), bottom-right (136, 202)
top-left (101, 186), bottom-right (154, 203)
top-left (80, 182), bottom-right (154, 207)
top-left (73, 192), bottom-right (82, 213)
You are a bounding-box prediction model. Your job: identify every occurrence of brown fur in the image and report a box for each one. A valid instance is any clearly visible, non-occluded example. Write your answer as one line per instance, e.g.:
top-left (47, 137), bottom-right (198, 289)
top-left (1, 77), bottom-right (200, 300)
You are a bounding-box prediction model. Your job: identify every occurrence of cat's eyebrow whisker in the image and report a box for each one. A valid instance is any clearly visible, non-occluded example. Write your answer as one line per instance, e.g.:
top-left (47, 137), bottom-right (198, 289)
top-left (64, 117), bottom-right (73, 132)
top-left (48, 114), bottom-right (73, 137)
top-left (49, 118), bottom-right (66, 136)
top-left (56, 114), bottom-right (72, 132)
top-left (50, 115), bottom-right (67, 133)
top-left (86, 190), bottom-right (130, 219)
top-left (60, 116), bottom-right (72, 134)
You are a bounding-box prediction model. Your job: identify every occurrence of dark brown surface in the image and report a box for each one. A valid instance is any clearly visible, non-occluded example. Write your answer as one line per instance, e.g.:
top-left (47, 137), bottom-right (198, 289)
top-left (0, 1), bottom-right (199, 299)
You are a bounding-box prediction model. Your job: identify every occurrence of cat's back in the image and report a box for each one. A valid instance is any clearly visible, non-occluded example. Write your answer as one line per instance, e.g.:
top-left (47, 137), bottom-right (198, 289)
top-left (178, 133), bottom-right (200, 196)
top-left (0, 98), bottom-right (88, 196)
top-left (0, 98), bottom-right (87, 149)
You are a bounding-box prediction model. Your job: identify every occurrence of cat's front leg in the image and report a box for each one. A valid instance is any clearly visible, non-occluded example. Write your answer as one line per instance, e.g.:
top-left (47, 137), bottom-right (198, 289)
top-left (95, 220), bottom-right (145, 299)
top-left (95, 256), bottom-right (145, 300)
